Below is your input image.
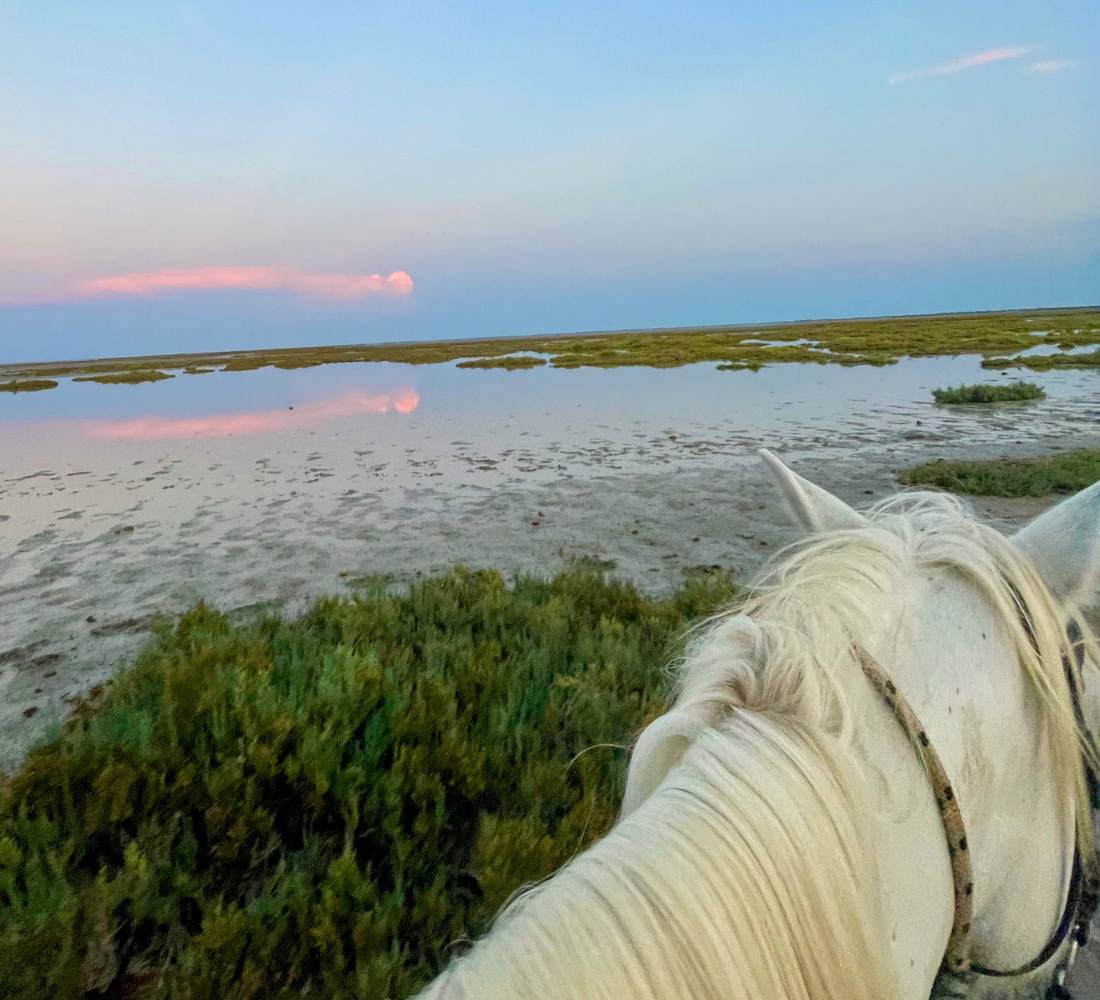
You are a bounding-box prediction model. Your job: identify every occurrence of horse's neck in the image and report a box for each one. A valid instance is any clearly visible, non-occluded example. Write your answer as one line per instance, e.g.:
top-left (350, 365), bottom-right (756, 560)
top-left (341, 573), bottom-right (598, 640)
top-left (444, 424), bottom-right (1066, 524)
top-left (856, 569), bottom-right (1073, 993)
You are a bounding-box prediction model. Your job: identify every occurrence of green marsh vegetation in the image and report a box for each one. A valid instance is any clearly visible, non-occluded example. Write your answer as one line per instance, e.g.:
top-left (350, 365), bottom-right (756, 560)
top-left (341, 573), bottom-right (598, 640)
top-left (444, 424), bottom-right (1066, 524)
top-left (3, 307), bottom-right (1097, 388)
top-left (456, 355), bottom-right (547, 370)
top-left (983, 348), bottom-right (1100, 371)
top-left (931, 381), bottom-right (1045, 404)
top-left (72, 370), bottom-right (175, 385)
top-left (901, 449), bottom-right (1100, 497)
top-left (0, 379), bottom-right (58, 393)
top-left (0, 566), bottom-right (733, 999)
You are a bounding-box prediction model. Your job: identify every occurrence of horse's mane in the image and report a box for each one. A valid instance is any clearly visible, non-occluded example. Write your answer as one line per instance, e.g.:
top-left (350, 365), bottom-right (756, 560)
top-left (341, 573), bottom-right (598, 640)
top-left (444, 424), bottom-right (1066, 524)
top-left (627, 490), bottom-right (1095, 833)
top-left (421, 491), bottom-right (1096, 1000)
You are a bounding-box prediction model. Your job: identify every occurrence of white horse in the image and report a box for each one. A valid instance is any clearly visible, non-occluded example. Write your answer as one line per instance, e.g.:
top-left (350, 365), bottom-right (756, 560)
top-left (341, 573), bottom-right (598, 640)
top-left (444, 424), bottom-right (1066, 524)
top-left (419, 451), bottom-right (1100, 999)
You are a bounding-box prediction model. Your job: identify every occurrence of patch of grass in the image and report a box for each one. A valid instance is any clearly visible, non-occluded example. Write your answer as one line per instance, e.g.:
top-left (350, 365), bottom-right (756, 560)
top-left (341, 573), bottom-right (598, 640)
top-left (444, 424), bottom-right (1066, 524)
top-left (932, 381), bottom-right (1046, 404)
top-left (900, 449), bottom-right (1100, 497)
top-left (0, 378), bottom-right (58, 393)
top-left (3, 307), bottom-right (1097, 382)
top-left (0, 566), bottom-right (734, 999)
top-left (72, 370), bottom-right (175, 385)
top-left (456, 355), bottom-right (547, 370)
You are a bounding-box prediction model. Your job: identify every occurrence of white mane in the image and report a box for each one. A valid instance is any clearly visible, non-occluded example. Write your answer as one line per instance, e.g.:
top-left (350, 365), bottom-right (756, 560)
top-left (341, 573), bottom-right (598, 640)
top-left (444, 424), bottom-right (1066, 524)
top-left (420, 491), bottom-right (1096, 1000)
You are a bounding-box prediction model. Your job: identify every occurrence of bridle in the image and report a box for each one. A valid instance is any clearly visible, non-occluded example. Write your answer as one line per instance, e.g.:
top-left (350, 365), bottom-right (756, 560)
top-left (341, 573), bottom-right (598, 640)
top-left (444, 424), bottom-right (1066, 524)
top-left (854, 615), bottom-right (1100, 999)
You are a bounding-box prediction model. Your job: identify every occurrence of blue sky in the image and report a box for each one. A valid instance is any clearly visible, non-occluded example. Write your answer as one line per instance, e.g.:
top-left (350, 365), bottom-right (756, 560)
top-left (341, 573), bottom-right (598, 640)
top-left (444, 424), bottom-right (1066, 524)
top-left (1, 1), bottom-right (1096, 362)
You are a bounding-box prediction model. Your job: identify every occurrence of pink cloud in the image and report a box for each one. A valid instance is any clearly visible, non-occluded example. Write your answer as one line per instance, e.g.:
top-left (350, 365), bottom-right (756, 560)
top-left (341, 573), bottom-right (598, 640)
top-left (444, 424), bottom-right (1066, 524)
top-left (889, 46), bottom-right (1031, 84)
top-left (77, 267), bottom-right (414, 300)
top-left (1027, 59), bottom-right (1080, 74)
top-left (85, 388), bottom-right (420, 440)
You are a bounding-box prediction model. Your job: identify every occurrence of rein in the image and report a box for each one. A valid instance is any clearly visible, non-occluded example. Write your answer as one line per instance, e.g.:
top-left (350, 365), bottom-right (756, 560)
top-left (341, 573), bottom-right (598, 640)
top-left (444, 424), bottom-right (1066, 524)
top-left (853, 617), bottom-right (1100, 997)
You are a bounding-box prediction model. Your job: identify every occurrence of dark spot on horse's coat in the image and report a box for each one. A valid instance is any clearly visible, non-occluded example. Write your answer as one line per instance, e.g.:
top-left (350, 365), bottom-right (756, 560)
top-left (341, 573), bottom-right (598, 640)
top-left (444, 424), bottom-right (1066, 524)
top-left (943, 786), bottom-right (954, 801)
top-left (958, 837), bottom-right (968, 852)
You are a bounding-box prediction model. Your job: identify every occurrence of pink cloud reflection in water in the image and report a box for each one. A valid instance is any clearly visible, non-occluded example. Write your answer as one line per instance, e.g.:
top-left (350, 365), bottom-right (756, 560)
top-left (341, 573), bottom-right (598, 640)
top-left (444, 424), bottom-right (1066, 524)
top-left (85, 388), bottom-right (420, 441)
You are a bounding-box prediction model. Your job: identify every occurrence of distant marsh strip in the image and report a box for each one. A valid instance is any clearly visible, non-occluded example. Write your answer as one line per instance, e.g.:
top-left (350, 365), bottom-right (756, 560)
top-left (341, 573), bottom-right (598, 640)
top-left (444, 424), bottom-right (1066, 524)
top-left (2, 307), bottom-right (1097, 391)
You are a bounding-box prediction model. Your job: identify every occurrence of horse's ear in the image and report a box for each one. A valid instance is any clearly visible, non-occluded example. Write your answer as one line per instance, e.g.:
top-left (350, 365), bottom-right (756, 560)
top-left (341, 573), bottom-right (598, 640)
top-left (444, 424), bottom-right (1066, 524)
top-left (1012, 479), bottom-right (1100, 607)
top-left (759, 449), bottom-right (867, 533)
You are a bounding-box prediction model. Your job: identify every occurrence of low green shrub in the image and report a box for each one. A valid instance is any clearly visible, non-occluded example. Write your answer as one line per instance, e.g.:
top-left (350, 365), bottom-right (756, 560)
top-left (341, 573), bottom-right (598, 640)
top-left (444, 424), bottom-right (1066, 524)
top-left (0, 566), bottom-right (733, 999)
top-left (901, 449), bottom-right (1100, 497)
top-left (931, 381), bottom-right (1045, 404)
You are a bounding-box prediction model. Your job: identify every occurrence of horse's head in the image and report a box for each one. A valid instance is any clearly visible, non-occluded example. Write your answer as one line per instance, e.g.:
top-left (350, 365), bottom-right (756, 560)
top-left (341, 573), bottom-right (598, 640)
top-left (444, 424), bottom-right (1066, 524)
top-left (423, 453), bottom-right (1100, 1000)
top-left (752, 450), bottom-right (1100, 997)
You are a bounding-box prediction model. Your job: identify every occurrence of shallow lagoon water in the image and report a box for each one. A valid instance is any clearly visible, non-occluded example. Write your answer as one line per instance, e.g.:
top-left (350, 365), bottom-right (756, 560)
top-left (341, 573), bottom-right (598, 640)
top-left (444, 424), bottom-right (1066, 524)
top-left (2, 352), bottom-right (1099, 546)
top-left (3, 351), bottom-right (1097, 471)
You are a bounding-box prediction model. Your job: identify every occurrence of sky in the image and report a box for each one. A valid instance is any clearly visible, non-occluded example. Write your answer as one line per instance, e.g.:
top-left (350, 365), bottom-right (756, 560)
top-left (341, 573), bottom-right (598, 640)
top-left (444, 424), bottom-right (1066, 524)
top-left (1, 1), bottom-right (1097, 362)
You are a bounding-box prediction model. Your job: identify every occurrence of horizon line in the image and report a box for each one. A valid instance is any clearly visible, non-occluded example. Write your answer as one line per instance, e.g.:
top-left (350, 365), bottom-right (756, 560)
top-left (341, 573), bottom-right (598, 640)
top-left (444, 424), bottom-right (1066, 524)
top-left (2, 303), bottom-right (1096, 372)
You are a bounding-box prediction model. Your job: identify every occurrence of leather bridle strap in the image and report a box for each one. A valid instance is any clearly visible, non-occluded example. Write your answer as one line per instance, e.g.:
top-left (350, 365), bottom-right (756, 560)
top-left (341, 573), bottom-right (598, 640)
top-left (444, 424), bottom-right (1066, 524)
top-left (854, 631), bottom-right (1100, 983)
top-left (852, 643), bottom-right (975, 975)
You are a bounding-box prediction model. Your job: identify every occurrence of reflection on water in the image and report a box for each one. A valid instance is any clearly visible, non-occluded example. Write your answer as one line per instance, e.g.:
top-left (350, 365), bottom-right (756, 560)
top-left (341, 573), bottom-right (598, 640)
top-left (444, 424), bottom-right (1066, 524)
top-left (85, 388), bottom-right (419, 440)
top-left (1, 355), bottom-right (1098, 466)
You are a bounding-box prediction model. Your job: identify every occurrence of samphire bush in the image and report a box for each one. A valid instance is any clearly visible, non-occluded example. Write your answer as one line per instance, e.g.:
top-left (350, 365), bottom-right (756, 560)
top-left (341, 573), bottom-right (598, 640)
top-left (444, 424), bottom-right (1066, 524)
top-left (901, 448), bottom-right (1100, 497)
top-left (0, 566), bottom-right (733, 999)
top-left (931, 381), bottom-right (1045, 404)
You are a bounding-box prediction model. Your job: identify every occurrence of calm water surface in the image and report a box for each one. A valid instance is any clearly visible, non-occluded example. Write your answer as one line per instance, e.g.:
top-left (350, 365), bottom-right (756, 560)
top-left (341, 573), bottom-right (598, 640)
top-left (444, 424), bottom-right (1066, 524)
top-left (3, 354), bottom-right (1097, 470)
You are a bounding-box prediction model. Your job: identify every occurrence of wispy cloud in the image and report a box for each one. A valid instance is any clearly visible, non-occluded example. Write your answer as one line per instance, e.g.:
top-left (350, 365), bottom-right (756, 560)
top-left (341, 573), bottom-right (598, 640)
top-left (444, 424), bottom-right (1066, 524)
top-left (76, 267), bottom-right (414, 300)
top-left (1028, 59), bottom-right (1080, 74)
top-left (889, 46), bottom-right (1031, 84)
